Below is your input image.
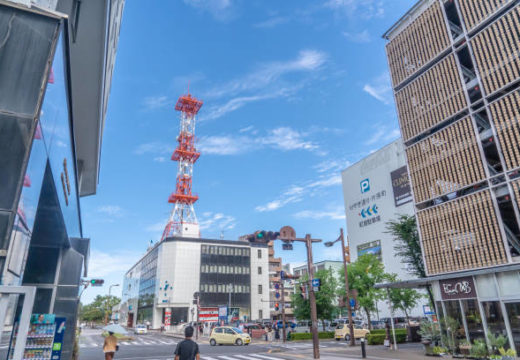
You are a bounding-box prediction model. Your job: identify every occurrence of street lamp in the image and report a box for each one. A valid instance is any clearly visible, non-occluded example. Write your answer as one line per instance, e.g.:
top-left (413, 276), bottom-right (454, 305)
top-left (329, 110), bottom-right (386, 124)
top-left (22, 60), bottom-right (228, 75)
top-left (105, 284), bottom-right (120, 325)
top-left (324, 228), bottom-right (355, 346)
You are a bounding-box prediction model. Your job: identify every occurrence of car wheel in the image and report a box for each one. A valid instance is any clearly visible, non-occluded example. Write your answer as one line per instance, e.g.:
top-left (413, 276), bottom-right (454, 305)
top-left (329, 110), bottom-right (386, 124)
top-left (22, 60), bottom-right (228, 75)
top-left (210, 339), bottom-right (216, 346)
top-left (345, 334), bottom-right (350, 342)
top-left (335, 338), bottom-right (340, 341)
top-left (236, 338), bottom-right (243, 346)
top-left (245, 343), bottom-right (249, 346)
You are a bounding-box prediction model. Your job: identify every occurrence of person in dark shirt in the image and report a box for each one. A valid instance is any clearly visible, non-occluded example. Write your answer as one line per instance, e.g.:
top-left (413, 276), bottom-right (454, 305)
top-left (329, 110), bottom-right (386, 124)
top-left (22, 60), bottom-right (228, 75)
top-left (174, 326), bottom-right (200, 360)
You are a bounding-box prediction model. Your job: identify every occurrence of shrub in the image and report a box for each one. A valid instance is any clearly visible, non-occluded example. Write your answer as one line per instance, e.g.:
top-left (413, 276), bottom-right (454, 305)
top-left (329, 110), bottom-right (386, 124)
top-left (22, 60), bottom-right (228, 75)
top-left (369, 329), bottom-right (407, 336)
top-left (289, 331), bottom-right (334, 340)
top-left (366, 332), bottom-right (406, 345)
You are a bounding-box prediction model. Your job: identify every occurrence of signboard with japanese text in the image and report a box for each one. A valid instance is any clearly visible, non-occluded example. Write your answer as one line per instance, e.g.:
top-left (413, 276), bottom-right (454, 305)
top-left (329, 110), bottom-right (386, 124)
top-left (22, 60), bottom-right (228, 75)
top-left (390, 166), bottom-right (413, 207)
top-left (357, 240), bottom-right (382, 261)
top-left (440, 276), bottom-right (476, 300)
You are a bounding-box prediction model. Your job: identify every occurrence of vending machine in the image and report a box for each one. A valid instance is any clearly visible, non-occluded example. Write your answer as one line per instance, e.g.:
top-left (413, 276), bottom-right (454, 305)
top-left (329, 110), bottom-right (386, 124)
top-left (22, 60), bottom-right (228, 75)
top-left (7, 314), bottom-right (66, 360)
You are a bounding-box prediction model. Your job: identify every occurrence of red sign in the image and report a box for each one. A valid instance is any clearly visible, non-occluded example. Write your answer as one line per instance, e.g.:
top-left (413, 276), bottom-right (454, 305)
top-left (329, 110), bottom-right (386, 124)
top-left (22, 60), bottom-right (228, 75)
top-left (199, 307), bottom-right (218, 322)
top-left (164, 310), bottom-right (171, 326)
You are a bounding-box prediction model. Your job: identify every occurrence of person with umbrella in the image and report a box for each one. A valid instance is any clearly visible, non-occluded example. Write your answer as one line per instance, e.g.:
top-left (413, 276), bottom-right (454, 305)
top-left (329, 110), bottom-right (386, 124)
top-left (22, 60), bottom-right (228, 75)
top-left (103, 324), bottom-right (126, 360)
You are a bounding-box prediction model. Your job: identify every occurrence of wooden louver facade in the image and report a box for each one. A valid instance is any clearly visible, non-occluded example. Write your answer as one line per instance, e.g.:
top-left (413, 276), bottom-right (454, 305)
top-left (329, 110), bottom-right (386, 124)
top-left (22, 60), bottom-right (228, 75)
top-left (406, 116), bottom-right (486, 203)
top-left (386, 1), bottom-right (451, 88)
top-left (417, 190), bottom-right (507, 274)
top-left (395, 54), bottom-right (468, 141)
top-left (458, 0), bottom-right (513, 33)
top-left (489, 90), bottom-right (520, 171)
top-left (470, 5), bottom-right (520, 96)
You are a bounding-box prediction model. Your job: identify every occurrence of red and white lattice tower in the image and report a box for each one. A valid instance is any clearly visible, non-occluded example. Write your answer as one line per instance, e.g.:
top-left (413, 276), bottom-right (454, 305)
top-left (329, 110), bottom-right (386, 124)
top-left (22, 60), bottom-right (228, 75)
top-left (161, 92), bottom-right (203, 240)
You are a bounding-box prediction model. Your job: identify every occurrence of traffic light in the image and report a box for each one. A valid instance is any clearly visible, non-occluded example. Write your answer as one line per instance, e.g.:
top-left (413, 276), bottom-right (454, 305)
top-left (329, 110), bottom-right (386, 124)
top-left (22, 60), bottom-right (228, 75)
top-left (255, 230), bottom-right (267, 242)
top-left (345, 246), bottom-right (350, 263)
top-left (90, 279), bottom-right (104, 287)
top-left (299, 284), bottom-right (308, 300)
top-left (266, 231), bottom-right (279, 241)
top-left (274, 302), bottom-right (279, 311)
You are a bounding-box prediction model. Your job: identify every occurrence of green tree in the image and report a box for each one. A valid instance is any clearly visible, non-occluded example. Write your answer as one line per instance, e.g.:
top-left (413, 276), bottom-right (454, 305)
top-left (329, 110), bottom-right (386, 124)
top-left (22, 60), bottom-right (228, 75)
top-left (386, 214), bottom-right (434, 305)
top-left (291, 268), bottom-right (338, 330)
top-left (339, 254), bottom-right (386, 330)
top-left (386, 274), bottom-right (424, 324)
top-left (79, 295), bottom-right (120, 323)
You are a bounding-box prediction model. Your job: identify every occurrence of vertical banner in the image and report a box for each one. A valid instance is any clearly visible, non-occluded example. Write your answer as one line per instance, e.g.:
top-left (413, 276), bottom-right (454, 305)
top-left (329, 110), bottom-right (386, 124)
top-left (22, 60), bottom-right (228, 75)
top-left (390, 166), bottom-right (412, 207)
top-left (164, 309), bottom-right (172, 326)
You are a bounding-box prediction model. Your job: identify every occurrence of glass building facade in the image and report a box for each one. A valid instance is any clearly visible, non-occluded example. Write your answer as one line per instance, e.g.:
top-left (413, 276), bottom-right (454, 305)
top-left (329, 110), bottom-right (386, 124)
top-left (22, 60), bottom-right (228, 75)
top-left (138, 247), bottom-right (158, 324)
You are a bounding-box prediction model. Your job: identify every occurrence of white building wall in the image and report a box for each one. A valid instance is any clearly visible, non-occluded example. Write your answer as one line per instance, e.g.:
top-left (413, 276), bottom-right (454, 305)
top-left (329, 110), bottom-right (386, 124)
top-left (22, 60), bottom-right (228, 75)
top-left (341, 139), bottom-right (426, 319)
top-left (250, 246), bottom-right (270, 321)
top-left (155, 241), bottom-right (202, 327)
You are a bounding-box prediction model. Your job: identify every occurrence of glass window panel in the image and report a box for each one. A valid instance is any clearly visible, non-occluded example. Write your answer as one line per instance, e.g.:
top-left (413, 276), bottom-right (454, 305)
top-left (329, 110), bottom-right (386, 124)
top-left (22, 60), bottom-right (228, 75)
top-left (461, 299), bottom-right (485, 341)
top-left (0, 7), bottom-right (58, 116)
top-left (476, 274), bottom-right (498, 298)
top-left (23, 246), bottom-right (59, 284)
top-left (497, 272), bottom-right (520, 297)
top-left (258, 249), bottom-right (262, 258)
top-left (444, 300), bottom-right (466, 339)
top-left (0, 113), bottom-right (33, 210)
top-left (0, 211), bottom-right (12, 250)
top-left (505, 302), bottom-right (520, 354)
top-left (482, 301), bottom-right (508, 341)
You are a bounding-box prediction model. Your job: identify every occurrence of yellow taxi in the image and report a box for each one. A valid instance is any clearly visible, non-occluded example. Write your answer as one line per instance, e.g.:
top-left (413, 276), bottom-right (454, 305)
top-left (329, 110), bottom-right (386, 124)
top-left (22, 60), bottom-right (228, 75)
top-left (334, 323), bottom-right (370, 341)
top-left (209, 326), bottom-right (251, 346)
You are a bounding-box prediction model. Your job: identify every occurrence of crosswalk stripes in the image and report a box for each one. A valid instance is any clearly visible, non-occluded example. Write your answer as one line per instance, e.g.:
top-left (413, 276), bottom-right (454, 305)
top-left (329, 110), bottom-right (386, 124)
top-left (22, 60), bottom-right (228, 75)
top-left (200, 355), bottom-right (286, 360)
top-left (79, 338), bottom-right (177, 348)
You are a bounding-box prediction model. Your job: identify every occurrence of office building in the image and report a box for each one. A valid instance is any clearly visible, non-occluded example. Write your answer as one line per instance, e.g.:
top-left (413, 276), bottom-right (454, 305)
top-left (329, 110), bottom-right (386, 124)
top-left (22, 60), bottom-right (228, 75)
top-left (119, 237), bottom-right (270, 329)
top-left (382, 0), bottom-right (520, 351)
top-left (0, 1), bottom-right (124, 359)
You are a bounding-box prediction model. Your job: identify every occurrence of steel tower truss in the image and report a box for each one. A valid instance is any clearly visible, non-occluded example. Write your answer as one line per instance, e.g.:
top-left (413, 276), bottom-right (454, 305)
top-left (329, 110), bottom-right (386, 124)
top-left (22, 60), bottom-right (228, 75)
top-left (161, 93), bottom-right (203, 240)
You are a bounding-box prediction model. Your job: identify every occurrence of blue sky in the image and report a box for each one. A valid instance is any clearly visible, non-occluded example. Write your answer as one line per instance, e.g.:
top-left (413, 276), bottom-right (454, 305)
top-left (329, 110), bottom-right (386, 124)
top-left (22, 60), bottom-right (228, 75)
top-left (81, 0), bottom-right (415, 303)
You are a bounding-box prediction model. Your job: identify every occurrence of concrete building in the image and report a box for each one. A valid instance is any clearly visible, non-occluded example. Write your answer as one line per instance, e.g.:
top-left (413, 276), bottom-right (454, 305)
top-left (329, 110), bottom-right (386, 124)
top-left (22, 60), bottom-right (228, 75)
top-left (0, 0), bottom-right (124, 359)
top-left (292, 261), bottom-right (343, 278)
top-left (381, 0), bottom-right (520, 352)
top-left (341, 139), bottom-right (427, 318)
top-left (120, 237), bottom-right (270, 329)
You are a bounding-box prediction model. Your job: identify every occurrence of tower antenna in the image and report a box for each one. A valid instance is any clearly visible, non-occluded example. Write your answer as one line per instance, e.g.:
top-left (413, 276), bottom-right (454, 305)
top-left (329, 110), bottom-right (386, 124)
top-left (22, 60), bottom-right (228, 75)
top-left (161, 89), bottom-right (203, 240)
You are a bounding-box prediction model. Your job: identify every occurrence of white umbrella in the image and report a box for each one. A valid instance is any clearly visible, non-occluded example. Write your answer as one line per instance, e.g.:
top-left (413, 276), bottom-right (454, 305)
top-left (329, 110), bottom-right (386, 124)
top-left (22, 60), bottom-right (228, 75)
top-left (103, 324), bottom-right (128, 334)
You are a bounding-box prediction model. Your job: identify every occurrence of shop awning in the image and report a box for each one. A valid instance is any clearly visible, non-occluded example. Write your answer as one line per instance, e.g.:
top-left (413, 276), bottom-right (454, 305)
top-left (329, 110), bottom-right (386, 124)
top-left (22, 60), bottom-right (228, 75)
top-left (375, 263), bottom-right (520, 289)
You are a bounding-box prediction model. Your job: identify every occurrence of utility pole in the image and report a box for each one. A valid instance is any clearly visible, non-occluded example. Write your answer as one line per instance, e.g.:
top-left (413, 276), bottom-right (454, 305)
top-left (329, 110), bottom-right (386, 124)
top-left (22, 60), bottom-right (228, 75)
top-left (281, 279), bottom-right (286, 343)
top-left (325, 229), bottom-right (355, 346)
top-left (305, 234), bottom-right (320, 359)
top-left (105, 284), bottom-right (120, 325)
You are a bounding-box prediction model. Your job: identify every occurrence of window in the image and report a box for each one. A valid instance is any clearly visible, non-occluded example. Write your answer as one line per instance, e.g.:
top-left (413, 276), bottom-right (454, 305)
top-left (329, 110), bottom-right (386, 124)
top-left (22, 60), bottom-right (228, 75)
top-left (258, 266), bottom-right (262, 275)
top-left (259, 310), bottom-right (263, 319)
top-left (258, 285), bottom-right (262, 294)
top-left (258, 249), bottom-right (262, 258)
top-left (225, 329), bottom-right (234, 335)
top-left (215, 328), bottom-right (223, 334)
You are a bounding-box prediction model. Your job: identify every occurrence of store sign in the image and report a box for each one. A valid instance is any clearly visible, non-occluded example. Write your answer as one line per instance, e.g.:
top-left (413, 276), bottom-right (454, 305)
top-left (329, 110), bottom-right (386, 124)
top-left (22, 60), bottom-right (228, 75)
top-left (199, 307), bottom-right (219, 322)
top-left (357, 240), bottom-right (382, 261)
top-left (440, 276), bottom-right (476, 300)
top-left (390, 166), bottom-right (412, 207)
top-left (164, 310), bottom-right (171, 326)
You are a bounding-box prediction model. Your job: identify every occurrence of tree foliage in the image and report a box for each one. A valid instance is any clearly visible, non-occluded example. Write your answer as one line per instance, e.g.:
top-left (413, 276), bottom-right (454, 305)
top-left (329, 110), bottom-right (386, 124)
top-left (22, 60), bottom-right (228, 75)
top-left (79, 295), bottom-right (120, 323)
top-left (386, 274), bottom-right (424, 323)
top-left (386, 214), bottom-right (424, 278)
top-left (339, 254), bottom-right (386, 329)
top-left (291, 268), bottom-right (338, 326)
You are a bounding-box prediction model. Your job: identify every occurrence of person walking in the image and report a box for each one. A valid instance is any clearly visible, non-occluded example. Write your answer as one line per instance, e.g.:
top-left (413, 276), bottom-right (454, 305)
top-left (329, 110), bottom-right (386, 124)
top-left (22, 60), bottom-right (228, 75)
top-left (174, 326), bottom-right (200, 360)
top-left (103, 331), bottom-right (118, 360)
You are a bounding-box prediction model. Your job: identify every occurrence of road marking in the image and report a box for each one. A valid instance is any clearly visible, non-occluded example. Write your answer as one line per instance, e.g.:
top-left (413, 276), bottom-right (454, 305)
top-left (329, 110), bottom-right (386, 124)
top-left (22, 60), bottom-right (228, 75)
top-left (200, 356), bottom-right (219, 360)
top-left (249, 354), bottom-right (284, 360)
top-left (216, 356), bottom-right (239, 360)
top-left (121, 341), bottom-right (131, 345)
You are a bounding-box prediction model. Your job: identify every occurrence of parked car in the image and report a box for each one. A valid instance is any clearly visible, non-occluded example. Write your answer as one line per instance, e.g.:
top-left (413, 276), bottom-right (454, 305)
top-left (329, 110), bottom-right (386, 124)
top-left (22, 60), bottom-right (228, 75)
top-left (134, 324), bottom-right (147, 335)
top-left (210, 326), bottom-right (251, 346)
top-left (370, 320), bottom-right (386, 329)
top-left (334, 324), bottom-right (370, 341)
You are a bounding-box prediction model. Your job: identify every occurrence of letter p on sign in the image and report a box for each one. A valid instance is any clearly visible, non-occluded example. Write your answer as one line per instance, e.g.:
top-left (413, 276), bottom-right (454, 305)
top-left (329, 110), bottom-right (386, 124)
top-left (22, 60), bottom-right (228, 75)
top-left (360, 179), bottom-right (370, 193)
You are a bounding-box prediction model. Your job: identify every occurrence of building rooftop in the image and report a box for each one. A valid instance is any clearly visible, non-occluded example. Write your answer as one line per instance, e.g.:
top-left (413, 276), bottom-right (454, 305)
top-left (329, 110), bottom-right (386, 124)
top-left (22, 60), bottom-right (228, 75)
top-left (382, 0), bottom-right (429, 40)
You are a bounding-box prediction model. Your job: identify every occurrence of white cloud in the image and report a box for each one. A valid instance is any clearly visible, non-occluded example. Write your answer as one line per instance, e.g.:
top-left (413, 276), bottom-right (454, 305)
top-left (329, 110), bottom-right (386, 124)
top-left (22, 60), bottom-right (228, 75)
top-left (88, 249), bottom-right (142, 278)
top-left (255, 174), bottom-right (342, 212)
top-left (293, 207), bottom-right (346, 220)
top-left (97, 205), bottom-right (123, 218)
top-left (199, 212), bottom-right (237, 235)
top-left (254, 16), bottom-right (289, 28)
top-left (365, 124), bottom-right (400, 145)
top-left (198, 126), bottom-right (323, 156)
top-left (363, 72), bottom-right (392, 105)
top-left (239, 125), bottom-right (254, 133)
top-left (201, 50), bottom-right (327, 121)
top-left (325, 0), bottom-right (385, 19)
top-left (342, 30), bottom-right (371, 43)
top-left (314, 159), bottom-right (352, 173)
top-left (143, 95), bottom-right (171, 110)
top-left (134, 142), bottom-right (171, 155)
top-left (183, 0), bottom-right (234, 21)
top-left (153, 156), bottom-right (167, 163)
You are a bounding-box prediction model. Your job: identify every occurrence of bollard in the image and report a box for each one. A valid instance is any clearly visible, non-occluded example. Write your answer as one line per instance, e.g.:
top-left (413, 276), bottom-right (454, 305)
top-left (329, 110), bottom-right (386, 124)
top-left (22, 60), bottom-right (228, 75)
top-left (361, 337), bottom-right (366, 358)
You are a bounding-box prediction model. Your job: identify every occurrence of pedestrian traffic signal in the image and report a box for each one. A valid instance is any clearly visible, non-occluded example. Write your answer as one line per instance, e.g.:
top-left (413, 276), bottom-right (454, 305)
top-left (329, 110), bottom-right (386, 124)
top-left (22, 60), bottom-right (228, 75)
top-left (274, 302), bottom-right (279, 311)
top-left (90, 279), bottom-right (104, 287)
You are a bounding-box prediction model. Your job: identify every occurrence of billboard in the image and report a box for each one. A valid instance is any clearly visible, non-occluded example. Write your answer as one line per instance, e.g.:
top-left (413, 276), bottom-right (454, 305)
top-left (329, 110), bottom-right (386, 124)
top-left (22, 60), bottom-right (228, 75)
top-left (390, 166), bottom-right (413, 207)
top-left (357, 240), bottom-right (382, 261)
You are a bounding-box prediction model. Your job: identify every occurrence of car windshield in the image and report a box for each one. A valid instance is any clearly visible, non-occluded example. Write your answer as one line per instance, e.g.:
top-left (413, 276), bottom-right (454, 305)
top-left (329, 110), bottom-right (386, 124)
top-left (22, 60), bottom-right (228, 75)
top-left (336, 325), bottom-right (343, 329)
top-left (233, 328), bottom-right (243, 334)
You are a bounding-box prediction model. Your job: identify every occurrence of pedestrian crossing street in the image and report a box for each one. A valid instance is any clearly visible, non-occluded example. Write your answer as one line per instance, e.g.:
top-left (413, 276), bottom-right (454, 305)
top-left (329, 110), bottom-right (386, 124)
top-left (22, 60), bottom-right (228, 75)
top-left (79, 336), bottom-right (177, 348)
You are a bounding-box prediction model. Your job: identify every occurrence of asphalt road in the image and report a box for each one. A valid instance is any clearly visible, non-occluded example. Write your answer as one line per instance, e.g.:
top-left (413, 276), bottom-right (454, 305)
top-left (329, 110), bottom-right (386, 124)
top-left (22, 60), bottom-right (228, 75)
top-left (77, 329), bottom-right (362, 360)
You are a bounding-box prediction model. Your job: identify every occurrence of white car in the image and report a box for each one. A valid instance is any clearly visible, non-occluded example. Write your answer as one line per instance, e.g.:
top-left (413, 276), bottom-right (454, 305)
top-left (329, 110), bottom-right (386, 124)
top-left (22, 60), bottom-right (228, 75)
top-left (135, 324), bottom-right (147, 334)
